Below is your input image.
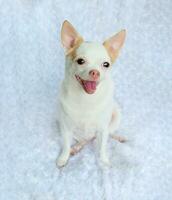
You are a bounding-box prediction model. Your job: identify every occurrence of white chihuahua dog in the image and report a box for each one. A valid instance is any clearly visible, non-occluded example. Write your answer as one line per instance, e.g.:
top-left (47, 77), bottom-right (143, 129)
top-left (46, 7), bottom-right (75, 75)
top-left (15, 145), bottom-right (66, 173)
top-left (57, 20), bottom-right (126, 167)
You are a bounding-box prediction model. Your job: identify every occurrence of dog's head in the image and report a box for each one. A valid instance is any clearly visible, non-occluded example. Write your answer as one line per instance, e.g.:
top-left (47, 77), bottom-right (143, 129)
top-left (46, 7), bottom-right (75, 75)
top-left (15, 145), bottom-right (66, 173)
top-left (61, 20), bottom-right (126, 94)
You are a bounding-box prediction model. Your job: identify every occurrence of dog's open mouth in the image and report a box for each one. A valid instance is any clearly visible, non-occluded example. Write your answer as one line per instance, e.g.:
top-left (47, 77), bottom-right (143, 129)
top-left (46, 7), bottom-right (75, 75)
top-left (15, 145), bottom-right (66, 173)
top-left (75, 75), bottom-right (98, 94)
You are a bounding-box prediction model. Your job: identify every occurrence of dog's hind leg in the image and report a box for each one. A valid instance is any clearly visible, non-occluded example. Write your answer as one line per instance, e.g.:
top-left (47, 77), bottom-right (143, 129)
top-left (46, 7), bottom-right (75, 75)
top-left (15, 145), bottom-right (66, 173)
top-left (70, 137), bottom-right (95, 156)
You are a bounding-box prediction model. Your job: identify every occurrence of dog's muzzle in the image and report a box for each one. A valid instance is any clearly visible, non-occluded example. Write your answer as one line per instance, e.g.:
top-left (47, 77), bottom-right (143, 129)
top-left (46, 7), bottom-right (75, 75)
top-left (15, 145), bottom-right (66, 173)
top-left (75, 75), bottom-right (98, 94)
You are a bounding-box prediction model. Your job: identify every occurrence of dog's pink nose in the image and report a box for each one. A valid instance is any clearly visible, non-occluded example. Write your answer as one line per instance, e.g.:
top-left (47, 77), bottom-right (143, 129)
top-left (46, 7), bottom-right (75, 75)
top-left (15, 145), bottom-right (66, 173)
top-left (89, 69), bottom-right (100, 80)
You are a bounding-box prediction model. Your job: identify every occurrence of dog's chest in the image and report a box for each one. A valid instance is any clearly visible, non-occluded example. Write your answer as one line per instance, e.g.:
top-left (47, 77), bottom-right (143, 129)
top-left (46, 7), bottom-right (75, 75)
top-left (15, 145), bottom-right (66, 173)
top-left (70, 107), bottom-right (103, 139)
top-left (63, 103), bottom-right (111, 141)
top-left (73, 122), bottom-right (97, 141)
top-left (60, 81), bottom-right (113, 140)
top-left (61, 100), bottom-right (107, 141)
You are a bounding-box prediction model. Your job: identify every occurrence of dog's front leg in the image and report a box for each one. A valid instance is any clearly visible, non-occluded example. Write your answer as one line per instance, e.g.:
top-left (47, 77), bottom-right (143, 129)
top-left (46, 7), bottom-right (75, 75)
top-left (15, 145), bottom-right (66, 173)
top-left (57, 126), bottom-right (72, 168)
top-left (98, 129), bottom-right (110, 166)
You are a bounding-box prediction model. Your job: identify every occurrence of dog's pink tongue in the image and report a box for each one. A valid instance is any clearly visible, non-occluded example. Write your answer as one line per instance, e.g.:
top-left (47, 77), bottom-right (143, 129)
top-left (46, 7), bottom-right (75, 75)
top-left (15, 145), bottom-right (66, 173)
top-left (84, 81), bottom-right (96, 93)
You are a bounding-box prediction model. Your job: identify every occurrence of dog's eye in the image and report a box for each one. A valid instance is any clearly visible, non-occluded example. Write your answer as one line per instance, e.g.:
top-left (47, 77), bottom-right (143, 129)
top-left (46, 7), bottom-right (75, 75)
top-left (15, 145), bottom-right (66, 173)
top-left (76, 58), bottom-right (85, 65)
top-left (102, 62), bottom-right (110, 68)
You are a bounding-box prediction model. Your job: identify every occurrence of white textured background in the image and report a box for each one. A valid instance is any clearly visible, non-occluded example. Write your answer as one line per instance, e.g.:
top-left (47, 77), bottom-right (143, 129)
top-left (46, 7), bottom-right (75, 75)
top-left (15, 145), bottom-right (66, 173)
top-left (0, 0), bottom-right (172, 199)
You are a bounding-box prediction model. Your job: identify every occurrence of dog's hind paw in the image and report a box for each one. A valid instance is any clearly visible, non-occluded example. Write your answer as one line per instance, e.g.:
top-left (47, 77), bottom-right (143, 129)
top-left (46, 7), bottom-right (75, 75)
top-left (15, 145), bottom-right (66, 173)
top-left (111, 135), bottom-right (127, 143)
top-left (100, 157), bottom-right (111, 167)
top-left (70, 143), bottom-right (84, 156)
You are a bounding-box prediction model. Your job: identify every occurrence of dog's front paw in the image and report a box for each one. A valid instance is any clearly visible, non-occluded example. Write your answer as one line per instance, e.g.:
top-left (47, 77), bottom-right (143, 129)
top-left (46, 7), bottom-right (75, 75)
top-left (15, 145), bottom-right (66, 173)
top-left (56, 155), bottom-right (68, 168)
top-left (100, 157), bottom-right (111, 167)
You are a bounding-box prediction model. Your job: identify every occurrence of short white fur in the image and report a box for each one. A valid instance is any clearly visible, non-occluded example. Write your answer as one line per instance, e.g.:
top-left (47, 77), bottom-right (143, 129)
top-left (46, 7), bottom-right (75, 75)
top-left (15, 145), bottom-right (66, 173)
top-left (57, 20), bottom-right (126, 167)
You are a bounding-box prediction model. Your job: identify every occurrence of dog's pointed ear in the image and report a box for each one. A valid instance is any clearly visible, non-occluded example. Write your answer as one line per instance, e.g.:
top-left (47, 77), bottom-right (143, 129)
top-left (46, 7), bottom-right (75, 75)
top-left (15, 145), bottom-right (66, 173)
top-left (61, 20), bottom-right (83, 53)
top-left (103, 30), bottom-right (126, 62)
